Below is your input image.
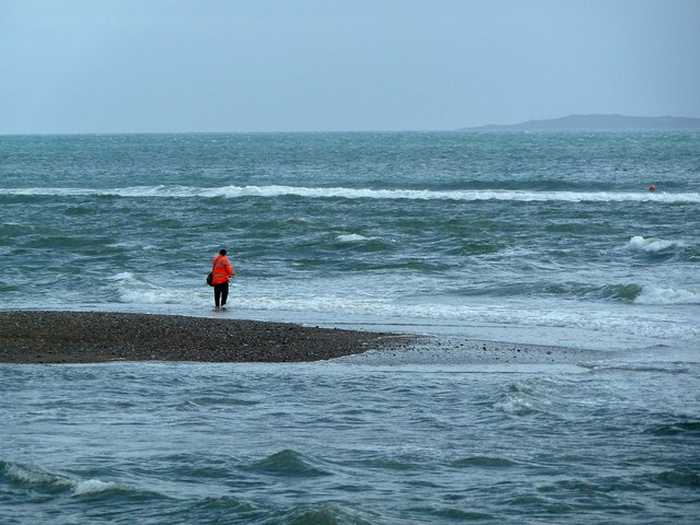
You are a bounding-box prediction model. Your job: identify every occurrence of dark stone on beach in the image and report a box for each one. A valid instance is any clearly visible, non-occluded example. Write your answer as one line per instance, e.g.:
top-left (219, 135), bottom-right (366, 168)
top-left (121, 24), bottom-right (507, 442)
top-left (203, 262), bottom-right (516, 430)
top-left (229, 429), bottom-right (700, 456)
top-left (0, 311), bottom-right (412, 364)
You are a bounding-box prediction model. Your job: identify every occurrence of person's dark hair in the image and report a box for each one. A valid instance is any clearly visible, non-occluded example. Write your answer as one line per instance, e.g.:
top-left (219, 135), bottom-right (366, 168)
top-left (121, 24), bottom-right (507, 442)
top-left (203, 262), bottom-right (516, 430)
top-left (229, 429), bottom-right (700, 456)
top-left (219, 249), bottom-right (227, 256)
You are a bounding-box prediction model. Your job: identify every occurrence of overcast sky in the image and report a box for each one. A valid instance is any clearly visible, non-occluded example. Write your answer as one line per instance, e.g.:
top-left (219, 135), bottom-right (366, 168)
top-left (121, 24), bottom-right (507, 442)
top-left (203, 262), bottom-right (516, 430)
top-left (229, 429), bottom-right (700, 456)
top-left (1, 0), bottom-right (699, 133)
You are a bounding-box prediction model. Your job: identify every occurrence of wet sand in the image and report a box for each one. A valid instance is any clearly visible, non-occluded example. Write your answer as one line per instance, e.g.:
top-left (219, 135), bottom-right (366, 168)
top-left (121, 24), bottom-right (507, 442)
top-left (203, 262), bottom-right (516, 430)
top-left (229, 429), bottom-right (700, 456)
top-left (0, 311), bottom-right (413, 364)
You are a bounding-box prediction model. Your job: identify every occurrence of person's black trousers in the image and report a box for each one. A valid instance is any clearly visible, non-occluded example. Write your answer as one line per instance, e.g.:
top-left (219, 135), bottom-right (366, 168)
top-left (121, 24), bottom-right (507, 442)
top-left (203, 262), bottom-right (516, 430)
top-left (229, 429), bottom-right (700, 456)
top-left (214, 282), bottom-right (229, 307)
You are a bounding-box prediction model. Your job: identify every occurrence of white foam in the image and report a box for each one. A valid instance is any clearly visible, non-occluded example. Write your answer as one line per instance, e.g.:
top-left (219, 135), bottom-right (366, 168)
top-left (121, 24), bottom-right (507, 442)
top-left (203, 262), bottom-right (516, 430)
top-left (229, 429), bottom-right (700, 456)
top-left (230, 292), bottom-right (700, 343)
top-left (336, 234), bottom-right (371, 242)
top-left (2, 185), bottom-right (699, 203)
top-left (3, 462), bottom-right (122, 496)
top-left (108, 271), bottom-right (136, 281)
top-left (628, 236), bottom-right (687, 252)
top-left (106, 241), bottom-right (156, 250)
top-left (117, 287), bottom-right (206, 305)
top-left (106, 271), bottom-right (208, 304)
top-left (5, 463), bottom-right (71, 488)
top-left (635, 285), bottom-right (700, 305)
top-left (495, 394), bottom-right (538, 416)
top-left (73, 478), bottom-right (118, 495)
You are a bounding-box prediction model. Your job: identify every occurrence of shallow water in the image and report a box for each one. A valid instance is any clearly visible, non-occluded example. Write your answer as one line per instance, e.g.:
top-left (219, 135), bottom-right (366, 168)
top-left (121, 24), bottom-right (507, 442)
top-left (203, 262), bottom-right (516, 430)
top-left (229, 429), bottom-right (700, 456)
top-left (1, 132), bottom-right (699, 350)
top-left (2, 350), bottom-right (699, 524)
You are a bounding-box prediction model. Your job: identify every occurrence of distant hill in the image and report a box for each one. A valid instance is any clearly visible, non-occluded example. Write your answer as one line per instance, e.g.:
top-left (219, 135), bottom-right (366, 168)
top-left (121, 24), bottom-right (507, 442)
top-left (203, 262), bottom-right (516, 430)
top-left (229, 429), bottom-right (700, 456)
top-left (463, 114), bottom-right (700, 131)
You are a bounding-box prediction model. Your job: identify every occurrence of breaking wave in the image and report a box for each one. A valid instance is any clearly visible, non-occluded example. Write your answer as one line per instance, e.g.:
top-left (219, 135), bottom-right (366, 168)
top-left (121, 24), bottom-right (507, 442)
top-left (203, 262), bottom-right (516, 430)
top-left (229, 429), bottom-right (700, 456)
top-left (2, 185), bottom-right (700, 203)
top-left (336, 234), bottom-right (373, 242)
top-left (0, 460), bottom-right (165, 499)
top-left (108, 271), bottom-right (207, 305)
top-left (634, 285), bottom-right (700, 305)
top-left (627, 236), bottom-right (687, 252)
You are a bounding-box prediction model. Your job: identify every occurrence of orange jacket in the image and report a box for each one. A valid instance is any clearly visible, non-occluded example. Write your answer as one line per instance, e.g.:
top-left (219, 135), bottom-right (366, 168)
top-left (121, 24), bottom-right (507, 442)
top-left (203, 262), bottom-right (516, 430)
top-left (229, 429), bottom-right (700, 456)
top-left (211, 255), bottom-right (234, 285)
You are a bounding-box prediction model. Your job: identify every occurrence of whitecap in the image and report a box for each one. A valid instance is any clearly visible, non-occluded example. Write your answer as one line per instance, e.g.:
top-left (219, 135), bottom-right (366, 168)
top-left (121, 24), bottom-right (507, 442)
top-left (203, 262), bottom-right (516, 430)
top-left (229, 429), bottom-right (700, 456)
top-left (3, 462), bottom-right (72, 489)
top-left (2, 185), bottom-right (699, 203)
top-left (336, 234), bottom-right (371, 242)
top-left (106, 241), bottom-right (157, 251)
top-left (108, 271), bottom-right (136, 281)
top-left (494, 396), bottom-right (538, 416)
top-left (628, 236), bottom-right (687, 252)
top-left (634, 285), bottom-right (700, 305)
top-left (73, 478), bottom-right (118, 495)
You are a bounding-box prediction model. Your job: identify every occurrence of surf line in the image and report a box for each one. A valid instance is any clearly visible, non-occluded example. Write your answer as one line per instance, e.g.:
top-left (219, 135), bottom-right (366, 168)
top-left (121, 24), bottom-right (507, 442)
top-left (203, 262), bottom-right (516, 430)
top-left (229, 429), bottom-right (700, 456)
top-left (1, 186), bottom-right (699, 203)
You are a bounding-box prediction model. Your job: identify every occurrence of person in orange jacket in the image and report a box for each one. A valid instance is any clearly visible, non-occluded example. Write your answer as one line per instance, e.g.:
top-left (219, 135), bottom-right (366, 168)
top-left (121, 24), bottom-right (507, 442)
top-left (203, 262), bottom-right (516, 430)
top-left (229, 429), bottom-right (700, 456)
top-left (211, 248), bottom-right (235, 311)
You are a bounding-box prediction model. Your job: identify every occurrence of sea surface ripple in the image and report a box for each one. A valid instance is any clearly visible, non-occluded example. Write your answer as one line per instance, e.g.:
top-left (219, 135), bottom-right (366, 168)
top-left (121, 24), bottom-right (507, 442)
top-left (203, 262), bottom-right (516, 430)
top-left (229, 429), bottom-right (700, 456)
top-left (1, 357), bottom-right (699, 524)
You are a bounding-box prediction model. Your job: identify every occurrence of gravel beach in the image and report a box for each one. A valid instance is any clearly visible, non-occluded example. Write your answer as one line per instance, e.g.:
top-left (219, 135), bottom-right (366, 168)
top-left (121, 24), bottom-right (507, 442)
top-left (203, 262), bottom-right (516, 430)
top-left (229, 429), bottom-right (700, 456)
top-left (0, 311), bottom-right (412, 363)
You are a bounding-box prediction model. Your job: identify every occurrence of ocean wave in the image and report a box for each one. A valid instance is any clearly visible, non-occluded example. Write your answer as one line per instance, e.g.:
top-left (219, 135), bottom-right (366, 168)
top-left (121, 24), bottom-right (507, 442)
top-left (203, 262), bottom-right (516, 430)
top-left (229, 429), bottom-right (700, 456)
top-left (2, 185), bottom-right (699, 203)
top-left (278, 503), bottom-right (375, 525)
top-left (655, 469), bottom-right (700, 488)
top-left (187, 495), bottom-right (257, 515)
top-left (244, 449), bottom-right (331, 477)
top-left (118, 288), bottom-right (205, 305)
top-left (57, 273), bottom-right (699, 342)
top-left (494, 382), bottom-right (553, 417)
top-left (469, 282), bottom-right (644, 302)
top-left (634, 285), bottom-right (700, 305)
top-left (627, 236), bottom-right (687, 252)
top-left (0, 460), bottom-right (162, 499)
top-left (407, 506), bottom-right (496, 521)
top-left (1, 460), bottom-right (73, 492)
top-left (106, 241), bottom-right (157, 251)
top-left (594, 283), bottom-right (642, 302)
top-left (108, 271), bottom-right (136, 281)
top-left (72, 478), bottom-right (120, 496)
top-left (355, 457), bottom-right (423, 471)
top-left (577, 363), bottom-right (690, 375)
top-left (645, 420), bottom-right (700, 436)
top-left (0, 222), bottom-right (30, 235)
top-left (508, 282), bottom-right (691, 304)
top-left (450, 456), bottom-right (518, 468)
top-left (523, 280), bottom-right (697, 305)
top-left (34, 267), bottom-right (697, 343)
top-left (333, 234), bottom-right (388, 252)
top-left (238, 292), bottom-right (698, 335)
top-left (494, 394), bottom-right (540, 417)
top-left (336, 233), bottom-right (372, 242)
top-left (107, 271), bottom-right (208, 304)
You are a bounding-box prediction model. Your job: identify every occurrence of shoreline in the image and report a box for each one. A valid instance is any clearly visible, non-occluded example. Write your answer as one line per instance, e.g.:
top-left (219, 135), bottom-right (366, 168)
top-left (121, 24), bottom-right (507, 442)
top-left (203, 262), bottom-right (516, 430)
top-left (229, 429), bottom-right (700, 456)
top-left (0, 311), bottom-right (414, 364)
top-left (0, 309), bottom-right (616, 368)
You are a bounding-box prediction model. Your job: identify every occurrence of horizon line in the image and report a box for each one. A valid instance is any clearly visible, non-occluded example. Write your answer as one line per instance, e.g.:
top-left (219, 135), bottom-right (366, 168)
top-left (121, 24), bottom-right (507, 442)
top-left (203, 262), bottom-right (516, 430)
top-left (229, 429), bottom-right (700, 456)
top-left (3, 113), bottom-right (700, 136)
top-left (0, 128), bottom-right (444, 136)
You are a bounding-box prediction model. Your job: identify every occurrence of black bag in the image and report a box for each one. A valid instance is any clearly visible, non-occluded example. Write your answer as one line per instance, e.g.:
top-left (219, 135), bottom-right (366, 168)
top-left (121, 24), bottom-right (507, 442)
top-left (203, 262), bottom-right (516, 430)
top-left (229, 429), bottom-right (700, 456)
top-left (206, 272), bottom-right (214, 286)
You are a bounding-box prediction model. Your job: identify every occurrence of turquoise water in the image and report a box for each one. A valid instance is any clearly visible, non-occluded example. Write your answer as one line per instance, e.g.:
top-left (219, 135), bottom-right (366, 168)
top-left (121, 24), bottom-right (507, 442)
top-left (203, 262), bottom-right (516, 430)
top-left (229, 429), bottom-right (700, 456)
top-left (1, 132), bottom-right (699, 523)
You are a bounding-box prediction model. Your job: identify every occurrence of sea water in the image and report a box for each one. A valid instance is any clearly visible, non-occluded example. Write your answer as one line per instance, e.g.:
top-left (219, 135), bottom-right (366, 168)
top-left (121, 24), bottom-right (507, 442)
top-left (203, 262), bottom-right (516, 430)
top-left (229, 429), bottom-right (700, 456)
top-left (0, 132), bottom-right (698, 349)
top-left (1, 132), bottom-right (699, 523)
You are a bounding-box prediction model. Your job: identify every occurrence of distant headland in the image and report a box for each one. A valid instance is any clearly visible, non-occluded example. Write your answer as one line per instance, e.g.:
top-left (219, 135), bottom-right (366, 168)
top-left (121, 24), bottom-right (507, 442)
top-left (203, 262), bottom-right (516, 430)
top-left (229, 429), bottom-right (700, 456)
top-left (462, 114), bottom-right (700, 131)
